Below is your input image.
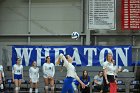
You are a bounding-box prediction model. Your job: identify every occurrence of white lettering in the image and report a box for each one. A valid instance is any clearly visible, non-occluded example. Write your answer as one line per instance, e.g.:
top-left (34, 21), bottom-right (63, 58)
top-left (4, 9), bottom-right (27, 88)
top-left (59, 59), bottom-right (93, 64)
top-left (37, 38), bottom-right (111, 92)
top-left (36, 48), bottom-right (51, 66)
top-left (115, 48), bottom-right (129, 66)
top-left (72, 48), bottom-right (82, 65)
top-left (15, 48), bottom-right (33, 66)
top-left (84, 48), bottom-right (97, 66)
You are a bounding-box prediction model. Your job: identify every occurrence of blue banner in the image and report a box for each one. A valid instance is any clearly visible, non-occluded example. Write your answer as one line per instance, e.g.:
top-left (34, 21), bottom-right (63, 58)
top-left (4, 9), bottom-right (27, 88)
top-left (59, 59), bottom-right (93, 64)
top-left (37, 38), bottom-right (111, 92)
top-left (12, 45), bottom-right (132, 66)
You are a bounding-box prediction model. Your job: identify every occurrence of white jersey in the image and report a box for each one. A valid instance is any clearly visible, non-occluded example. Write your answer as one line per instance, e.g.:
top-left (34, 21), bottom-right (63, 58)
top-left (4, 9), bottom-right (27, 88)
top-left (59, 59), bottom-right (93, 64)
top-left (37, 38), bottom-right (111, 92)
top-left (12, 64), bottom-right (23, 75)
top-left (29, 67), bottom-right (39, 79)
top-left (102, 61), bottom-right (116, 75)
top-left (43, 63), bottom-right (55, 77)
top-left (61, 55), bottom-right (79, 80)
top-left (0, 65), bottom-right (4, 77)
top-left (29, 67), bottom-right (39, 83)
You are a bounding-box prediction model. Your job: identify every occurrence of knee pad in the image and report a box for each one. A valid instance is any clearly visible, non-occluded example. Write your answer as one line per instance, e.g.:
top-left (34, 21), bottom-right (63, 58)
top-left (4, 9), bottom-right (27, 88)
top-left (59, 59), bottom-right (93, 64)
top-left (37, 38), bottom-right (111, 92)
top-left (18, 87), bottom-right (20, 90)
top-left (0, 84), bottom-right (4, 89)
top-left (35, 88), bottom-right (38, 93)
top-left (45, 86), bottom-right (48, 90)
top-left (51, 86), bottom-right (54, 91)
top-left (29, 88), bottom-right (32, 93)
top-left (15, 87), bottom-right (19, 91)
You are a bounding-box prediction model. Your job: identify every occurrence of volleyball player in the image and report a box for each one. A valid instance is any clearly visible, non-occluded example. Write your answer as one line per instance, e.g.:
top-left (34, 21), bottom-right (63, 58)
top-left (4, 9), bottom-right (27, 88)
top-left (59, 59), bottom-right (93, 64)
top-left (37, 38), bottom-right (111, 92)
top-left (57, 53), bottom-right (85, 93)
top-left (102, 53), bottom-right (117, 93)
top-left (29, 61), bottom-right (39, 93)
top-left (12, 58), bottom-right (23, 93)
top-left (43, 56), bottom-right (55, 93)
top-left (0, 64), bottom-right (4, 92)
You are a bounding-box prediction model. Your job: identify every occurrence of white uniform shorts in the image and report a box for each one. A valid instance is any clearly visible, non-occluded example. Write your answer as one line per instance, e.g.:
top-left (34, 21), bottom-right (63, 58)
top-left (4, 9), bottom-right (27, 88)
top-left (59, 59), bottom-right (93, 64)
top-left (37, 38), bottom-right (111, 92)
top-left (43, 74), bottom-right (49, 78)
top-left (43, 74), bottom-right (54, 78)
top-left (31, 78), bottom-right (39, 83)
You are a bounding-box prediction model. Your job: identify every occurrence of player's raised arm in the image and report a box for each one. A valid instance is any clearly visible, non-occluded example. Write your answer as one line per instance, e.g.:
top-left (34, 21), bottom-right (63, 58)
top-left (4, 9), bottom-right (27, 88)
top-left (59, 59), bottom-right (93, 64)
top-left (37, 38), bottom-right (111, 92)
top-left (58, 53), bottom-right (85, 93)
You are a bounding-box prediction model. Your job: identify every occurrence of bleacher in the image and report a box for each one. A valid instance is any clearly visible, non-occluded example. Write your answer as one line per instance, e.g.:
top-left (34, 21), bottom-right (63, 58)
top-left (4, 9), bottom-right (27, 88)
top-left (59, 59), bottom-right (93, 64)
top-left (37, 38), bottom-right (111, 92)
top-left (3, 66), bottom-right (140, 93)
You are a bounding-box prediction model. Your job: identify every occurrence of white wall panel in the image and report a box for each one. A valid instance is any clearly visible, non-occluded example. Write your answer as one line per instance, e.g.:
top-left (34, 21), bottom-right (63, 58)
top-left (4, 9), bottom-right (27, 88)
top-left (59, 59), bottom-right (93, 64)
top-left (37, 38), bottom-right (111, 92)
top-left (0, 8), bottom-right (28, 21)
top-left (31, 0), bottom-right (80, 3)
top-left (31, 5), bottom-right (80, 20)
top-left (0, 0), bottom-right (28, 7)
top-left (30, 1), bottom-right (82, 34)
top-left (0, 21), bottom-right (28, 34)
top-left (0, 0), bottom-right (28, 34)
top-left (0, 0), bottom-right (82, 35)
top-left (30, 21), bottom-right (80, 34)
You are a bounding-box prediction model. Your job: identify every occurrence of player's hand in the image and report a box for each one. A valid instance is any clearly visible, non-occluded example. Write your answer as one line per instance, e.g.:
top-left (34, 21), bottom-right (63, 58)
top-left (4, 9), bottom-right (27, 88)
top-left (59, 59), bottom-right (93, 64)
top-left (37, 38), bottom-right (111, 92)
top-left (50, 77), bottom-right (53, 80)
top-left (100, 90), bottom-right (103, 93)
top-left (48, 76), bottom-right (53, 79)
top-left (115, 80), bottom-right (117, 84)
top-left (59, 53), bottom-right (64, 59)
top-left (106, 80), bottom-right (109, 84)
top-left (56, 58), bottom-right (61, 65)
top-left (81, 82), bottom-right (86, 89)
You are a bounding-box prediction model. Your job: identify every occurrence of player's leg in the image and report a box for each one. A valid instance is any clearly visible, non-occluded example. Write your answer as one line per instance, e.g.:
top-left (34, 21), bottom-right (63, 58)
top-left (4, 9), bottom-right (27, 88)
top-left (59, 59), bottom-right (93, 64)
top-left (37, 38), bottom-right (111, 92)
top-left (14, 79), bottom-right (19, 93)
top-left (44, 77), bottom-right (49, 93)
top-left (61, 77), bottom-right (73, 93)
top-left (0, 74), bottom-right (4, 92)
top-left (14, 74), bottom-right (19, 93)
top-left (34, 82), bottom-right (39, 93)
top-left (50, 78), bottom-right (54, 93)
top-left (18, 80), bottom-right (22, 92)
top-left (67, 78), bottom-right (74, 93)
top-left (18, 74), bottom-right (22, 91)
top-left (68, 84), bottom-right (74, 93)
top-left (29, 80), bottom-right (33, 93)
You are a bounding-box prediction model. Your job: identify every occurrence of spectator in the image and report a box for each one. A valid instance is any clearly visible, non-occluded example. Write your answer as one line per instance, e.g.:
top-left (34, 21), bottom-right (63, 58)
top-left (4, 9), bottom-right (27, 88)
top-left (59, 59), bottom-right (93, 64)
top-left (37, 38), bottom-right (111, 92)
top-left (80, 70), bottom-right (90, 93)
top-left (93, 71), bottom-right (103, 93)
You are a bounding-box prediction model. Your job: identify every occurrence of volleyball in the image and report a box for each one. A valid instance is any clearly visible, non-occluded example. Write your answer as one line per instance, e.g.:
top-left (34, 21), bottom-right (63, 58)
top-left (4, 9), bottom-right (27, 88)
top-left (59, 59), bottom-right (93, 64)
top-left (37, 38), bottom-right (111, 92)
top-left (71, 32), bottom-right (80, 40)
